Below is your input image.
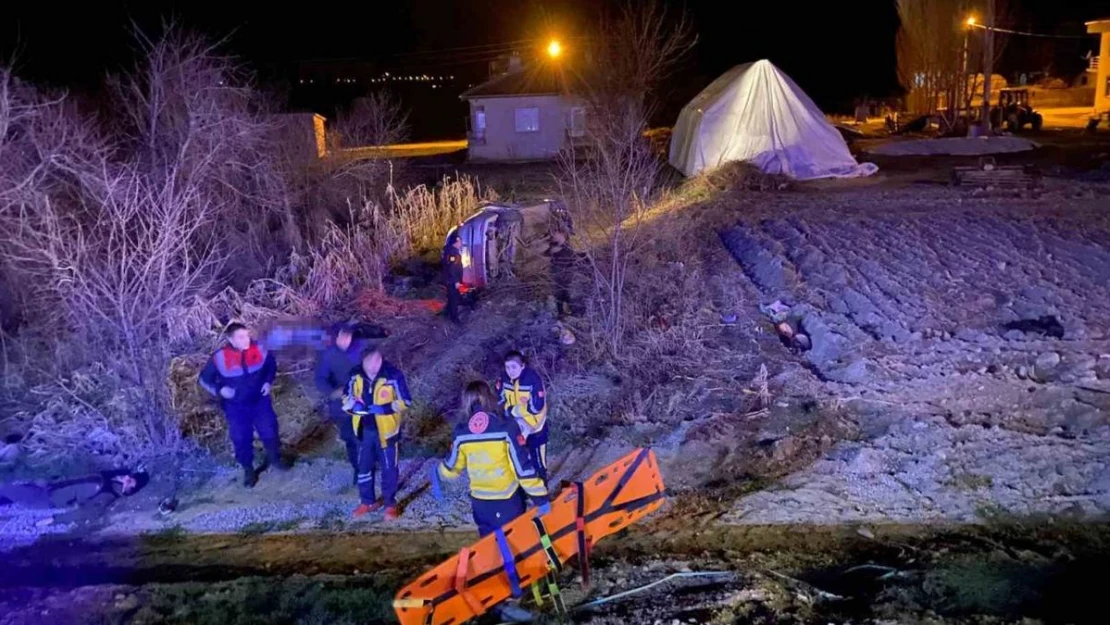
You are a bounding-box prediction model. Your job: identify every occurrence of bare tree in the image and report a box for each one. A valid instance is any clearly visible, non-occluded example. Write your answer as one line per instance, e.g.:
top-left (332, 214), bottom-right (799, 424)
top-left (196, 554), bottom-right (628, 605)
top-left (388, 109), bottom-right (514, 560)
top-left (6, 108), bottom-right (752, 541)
top-left (0, 28), bottom-right (287, 455)
top-left (558, 0), bottom-right (695, 357)
top-left (896, 0), bottom-right (1014, 127)
top-left (268, 90), bottom-right (410, 250)
top-left (333, 91), bottom-right (409, 149)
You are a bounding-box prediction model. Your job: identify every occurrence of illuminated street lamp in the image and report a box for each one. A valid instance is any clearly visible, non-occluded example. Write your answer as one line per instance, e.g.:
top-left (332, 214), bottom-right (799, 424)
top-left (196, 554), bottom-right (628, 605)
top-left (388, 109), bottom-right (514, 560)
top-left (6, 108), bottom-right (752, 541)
top-left (547, 39), bottom-right (563, 59)
top-left (966, 16), bottom-right (976, 27)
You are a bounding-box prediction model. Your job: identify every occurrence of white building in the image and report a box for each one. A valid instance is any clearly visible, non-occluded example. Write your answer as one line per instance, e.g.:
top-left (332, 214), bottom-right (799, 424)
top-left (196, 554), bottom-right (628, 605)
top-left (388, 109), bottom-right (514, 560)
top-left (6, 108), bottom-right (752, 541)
top-left (460, 59), bottom-right (585, 162)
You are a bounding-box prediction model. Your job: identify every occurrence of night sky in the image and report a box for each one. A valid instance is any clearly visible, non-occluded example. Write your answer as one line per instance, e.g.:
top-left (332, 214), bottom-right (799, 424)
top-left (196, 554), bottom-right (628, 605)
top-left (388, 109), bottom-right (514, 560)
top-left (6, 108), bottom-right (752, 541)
top-left (2, 0), bottom-right (1107, 136)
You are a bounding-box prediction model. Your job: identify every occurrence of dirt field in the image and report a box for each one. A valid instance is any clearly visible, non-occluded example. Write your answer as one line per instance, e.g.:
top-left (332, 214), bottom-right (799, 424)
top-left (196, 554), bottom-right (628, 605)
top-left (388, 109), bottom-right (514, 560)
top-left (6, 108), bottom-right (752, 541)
top-left (3, 136), bottom-right (1110, 623)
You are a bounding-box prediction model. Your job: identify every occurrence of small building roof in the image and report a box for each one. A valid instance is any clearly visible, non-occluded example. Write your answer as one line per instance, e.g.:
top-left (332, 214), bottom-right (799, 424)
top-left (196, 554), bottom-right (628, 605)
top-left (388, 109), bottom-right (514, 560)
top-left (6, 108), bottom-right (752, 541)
top-left (1087, 19), bottom-right (1110, 33)
top-left (460, 67), bottom-right (579, 100)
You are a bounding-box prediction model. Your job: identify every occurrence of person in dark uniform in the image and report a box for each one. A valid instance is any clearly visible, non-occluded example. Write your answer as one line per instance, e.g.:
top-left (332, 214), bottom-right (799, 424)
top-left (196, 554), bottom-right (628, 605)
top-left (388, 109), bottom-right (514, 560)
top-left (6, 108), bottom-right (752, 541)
top-left (442, 232), bottom-right (465, 324)
top-left (0, 468), bottom-right (149, 524)
top-left (314, 322), bottom-right (367, 485)
top-left (198, 322), bottom-right (287, 487)
top-left (548, 231), bottom-right (580, 317)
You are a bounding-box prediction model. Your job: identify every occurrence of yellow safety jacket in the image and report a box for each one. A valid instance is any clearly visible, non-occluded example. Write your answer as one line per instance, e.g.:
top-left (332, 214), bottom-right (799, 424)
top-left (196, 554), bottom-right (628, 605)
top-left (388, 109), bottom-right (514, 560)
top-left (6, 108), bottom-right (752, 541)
top-left (496, 367), bottom-right (548, 435)
top-left (344, 361), bottom-right (411, 448)
top-left (438, 410), bottom-right (548, 501)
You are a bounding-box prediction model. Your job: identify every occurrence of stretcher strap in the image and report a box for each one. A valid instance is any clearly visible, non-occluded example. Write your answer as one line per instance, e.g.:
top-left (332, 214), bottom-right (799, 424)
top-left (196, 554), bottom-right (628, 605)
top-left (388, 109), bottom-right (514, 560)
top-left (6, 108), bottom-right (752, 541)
top-left (494, 528), bottom-right (523, 598)
top-left (392, 599), bottom-right (434, 625)
top-left (599, 448), bottom-right (649, 512)
top-left (531, 582), bottom-right (544, 606)
top-left (574, 481), bottom-right (592, 591)
top-left (454, 547), bottom-right (484, 615)
top-left (531, 516), bottom-right (562, 572)
top-left (424, 449), bottom-right (662, 610)
top-left (545, 571), bottom-right (567, 616)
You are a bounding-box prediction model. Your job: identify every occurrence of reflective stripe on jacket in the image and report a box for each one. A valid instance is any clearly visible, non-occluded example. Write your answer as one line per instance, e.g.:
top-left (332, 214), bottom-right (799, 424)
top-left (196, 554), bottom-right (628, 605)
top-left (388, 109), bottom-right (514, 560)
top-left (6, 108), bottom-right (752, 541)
top-left (496, 367), bottom-right (547, 434)
top-left (438, 411), bottom-right (547, 501)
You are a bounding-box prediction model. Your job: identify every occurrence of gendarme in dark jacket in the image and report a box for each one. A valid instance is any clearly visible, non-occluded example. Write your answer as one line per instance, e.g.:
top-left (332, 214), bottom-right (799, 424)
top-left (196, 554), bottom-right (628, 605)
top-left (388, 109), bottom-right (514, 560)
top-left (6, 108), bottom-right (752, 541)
top-left (315, 338), bottom-right (368, 402)
top-left (199, 341), bottom-right (277, 406)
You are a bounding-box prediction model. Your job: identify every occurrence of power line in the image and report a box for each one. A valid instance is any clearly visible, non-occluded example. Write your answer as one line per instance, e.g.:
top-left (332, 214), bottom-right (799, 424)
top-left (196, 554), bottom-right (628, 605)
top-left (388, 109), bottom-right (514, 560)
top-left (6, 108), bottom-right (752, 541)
top-left (968, 23), bottom-right (1096, 39)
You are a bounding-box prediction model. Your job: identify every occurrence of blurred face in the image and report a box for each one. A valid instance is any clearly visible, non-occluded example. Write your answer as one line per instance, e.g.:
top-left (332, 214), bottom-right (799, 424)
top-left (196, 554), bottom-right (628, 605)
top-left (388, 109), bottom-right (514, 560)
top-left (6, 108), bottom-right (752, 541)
top-left (228, 328), bottom-right (251, 351)
top-left (453, 237), bottom-right (462, 250)
top-left (335, 330), bottom-right (353, 351)
top-left (505, 359), bottom-right (524, 380)
top-left (362, 352), bottom-right (383, 377)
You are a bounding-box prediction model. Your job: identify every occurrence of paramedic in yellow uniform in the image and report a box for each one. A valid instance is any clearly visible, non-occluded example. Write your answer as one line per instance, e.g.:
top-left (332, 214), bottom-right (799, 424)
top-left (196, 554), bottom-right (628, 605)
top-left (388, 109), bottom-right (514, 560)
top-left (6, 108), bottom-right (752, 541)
top-left (497, 351), bottom-right (549, 482)
top-left (435, 381), bottom-right (548, 537)
top-left (344, 348), bottom-right (411, 519)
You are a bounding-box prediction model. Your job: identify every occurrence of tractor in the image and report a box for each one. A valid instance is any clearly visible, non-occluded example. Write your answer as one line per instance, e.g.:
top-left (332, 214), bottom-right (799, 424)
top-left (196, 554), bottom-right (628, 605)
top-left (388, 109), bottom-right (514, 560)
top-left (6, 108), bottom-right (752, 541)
top-left (991, 88), bottom-right (1043, 132)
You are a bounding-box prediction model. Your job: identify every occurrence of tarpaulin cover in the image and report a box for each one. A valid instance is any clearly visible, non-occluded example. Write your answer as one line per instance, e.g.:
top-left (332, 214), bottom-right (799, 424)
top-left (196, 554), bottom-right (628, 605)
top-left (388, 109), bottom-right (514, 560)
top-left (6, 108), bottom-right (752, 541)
top-left (669, 60), bottom-right (878, 180)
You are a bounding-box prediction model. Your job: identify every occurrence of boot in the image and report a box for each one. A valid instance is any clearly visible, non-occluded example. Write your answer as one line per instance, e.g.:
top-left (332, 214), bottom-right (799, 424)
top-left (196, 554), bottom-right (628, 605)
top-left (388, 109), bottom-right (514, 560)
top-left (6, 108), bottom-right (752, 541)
top-left (268, 451), bottom-right (290, 472)
top-left (242, 466), bottom-right (258, 488)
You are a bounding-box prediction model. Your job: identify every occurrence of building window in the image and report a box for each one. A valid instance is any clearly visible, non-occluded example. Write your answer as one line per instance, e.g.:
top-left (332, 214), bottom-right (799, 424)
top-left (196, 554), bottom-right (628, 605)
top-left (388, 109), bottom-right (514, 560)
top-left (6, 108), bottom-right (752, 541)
top-left (473, 105), bottom-right (486, 139)
top-left (514, 107), bottom-right (540, 133)
top-left (568, 106), bottom-right (586, 137)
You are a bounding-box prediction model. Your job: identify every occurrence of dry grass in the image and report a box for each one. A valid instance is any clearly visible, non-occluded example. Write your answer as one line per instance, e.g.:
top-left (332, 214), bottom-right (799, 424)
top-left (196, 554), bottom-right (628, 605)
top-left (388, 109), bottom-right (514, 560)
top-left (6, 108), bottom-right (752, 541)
top-left (391, 174), bottom-right (498, 253)
top-left (20, 363), bottom-right (192, 465)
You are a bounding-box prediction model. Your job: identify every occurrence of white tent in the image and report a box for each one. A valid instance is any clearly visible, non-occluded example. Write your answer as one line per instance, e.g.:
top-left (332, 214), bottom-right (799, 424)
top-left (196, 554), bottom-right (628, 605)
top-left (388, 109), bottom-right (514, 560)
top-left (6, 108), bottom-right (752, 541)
top-left (669, 60), bottom-right (877, 180)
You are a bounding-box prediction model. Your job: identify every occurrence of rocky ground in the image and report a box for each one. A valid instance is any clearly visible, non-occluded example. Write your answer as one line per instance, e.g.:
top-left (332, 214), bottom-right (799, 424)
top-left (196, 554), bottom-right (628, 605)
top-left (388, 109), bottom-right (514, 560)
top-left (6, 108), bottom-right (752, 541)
top-left (3, 167), bottom-right (1110, 623)
top-left (716, 180), bottom-right (1110, 526)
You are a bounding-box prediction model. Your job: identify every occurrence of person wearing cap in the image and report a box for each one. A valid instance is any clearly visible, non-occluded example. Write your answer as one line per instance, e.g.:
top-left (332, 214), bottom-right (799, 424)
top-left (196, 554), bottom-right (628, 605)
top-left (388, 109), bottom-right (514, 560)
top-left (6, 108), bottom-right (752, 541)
top-left (314, 322), bottom-right (367, 484)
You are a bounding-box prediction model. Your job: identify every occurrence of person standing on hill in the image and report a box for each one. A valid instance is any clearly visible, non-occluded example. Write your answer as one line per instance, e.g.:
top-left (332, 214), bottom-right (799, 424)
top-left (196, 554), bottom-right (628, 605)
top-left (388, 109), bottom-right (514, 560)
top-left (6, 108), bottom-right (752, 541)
top-left (199, 322), bottom-right (288, 487)
top-left (442, 232), bottom-right (465, 324)
top-left (548, 231), bottom-right (581, 317)
top-left (497, 351), bottom-right (550, 483)
top-left (344, 348), bottom-right (411, 520)
top-left (314, 322), bottom-right (366, 485)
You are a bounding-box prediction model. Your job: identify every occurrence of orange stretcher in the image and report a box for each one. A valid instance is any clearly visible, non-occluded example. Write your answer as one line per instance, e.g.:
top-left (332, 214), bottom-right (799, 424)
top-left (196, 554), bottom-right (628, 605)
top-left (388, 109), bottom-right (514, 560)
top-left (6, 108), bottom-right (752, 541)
top-left (393, 447), bottom-right (666, 625)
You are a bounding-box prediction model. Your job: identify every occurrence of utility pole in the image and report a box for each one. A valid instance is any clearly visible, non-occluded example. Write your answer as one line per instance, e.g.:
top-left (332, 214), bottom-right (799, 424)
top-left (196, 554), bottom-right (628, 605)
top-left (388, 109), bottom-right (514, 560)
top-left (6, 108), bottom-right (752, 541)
top-left (961, 26), bottom-right (970, 128)
top-left (980, 0), bottom-right (995, 133)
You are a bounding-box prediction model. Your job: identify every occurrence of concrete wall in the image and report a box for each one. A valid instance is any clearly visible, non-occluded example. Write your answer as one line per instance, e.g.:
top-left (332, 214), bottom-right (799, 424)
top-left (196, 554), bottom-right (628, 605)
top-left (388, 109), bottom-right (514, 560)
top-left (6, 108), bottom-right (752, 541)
top-left (467, 95), bottom-right (578, 161)
top-left (274, 112), bottom-right (328, 159)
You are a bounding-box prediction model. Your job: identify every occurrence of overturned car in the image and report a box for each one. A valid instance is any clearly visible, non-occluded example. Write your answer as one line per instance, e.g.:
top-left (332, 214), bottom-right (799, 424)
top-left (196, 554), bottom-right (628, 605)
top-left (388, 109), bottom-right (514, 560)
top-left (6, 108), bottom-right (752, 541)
top-left (445, 199), bottom-right (571, 290)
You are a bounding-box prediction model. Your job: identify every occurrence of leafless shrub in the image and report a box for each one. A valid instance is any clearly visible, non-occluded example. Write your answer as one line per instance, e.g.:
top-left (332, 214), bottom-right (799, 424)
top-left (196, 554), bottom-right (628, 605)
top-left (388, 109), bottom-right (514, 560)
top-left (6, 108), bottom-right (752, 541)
top-left (558, 1), bottom-right (695, 358)
top-left (20, 363), bottom-right (193, 465)
top-left (270, 92), bottom-right (410, 248)
top-left (0, 28), bottom-right (292, 462)
top-left (297, 199), bottom-right (406, 308)
top-left (333, 91), bottom-right (409, 149)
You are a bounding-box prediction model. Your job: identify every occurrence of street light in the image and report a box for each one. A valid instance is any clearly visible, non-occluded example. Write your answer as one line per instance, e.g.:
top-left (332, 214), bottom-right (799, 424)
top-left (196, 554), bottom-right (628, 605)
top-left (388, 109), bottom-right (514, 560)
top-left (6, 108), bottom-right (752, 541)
top-left (547, 39), bottom-right (563, 59)
top-left (966, 16), bottom-right (976, 27)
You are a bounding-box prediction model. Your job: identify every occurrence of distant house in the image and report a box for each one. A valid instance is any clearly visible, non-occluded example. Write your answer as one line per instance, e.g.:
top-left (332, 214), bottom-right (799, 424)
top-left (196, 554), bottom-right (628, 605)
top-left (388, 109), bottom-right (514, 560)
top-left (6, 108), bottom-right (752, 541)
top-left (460, 58), bottom-right (586, 161)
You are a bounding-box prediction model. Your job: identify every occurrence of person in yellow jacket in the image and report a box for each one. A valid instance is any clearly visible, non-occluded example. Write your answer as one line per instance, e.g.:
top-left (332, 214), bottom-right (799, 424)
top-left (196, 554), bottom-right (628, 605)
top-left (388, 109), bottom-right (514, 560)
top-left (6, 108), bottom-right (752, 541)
top-left (343, 348), bottom-right (411, 519)
top-left (434, 381), bottom-right (548, 537)
top-left (497, 351), bottom-right (549, 482)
